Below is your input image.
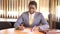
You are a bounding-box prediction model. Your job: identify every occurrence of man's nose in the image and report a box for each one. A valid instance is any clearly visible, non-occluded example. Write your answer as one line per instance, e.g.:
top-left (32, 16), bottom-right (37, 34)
top-left (30, 9), bottom-right (33, 11)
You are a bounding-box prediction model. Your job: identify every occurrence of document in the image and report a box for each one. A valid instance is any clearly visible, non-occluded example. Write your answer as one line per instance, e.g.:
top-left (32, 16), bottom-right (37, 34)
top-left (21, 28), bottom-right (34, 34)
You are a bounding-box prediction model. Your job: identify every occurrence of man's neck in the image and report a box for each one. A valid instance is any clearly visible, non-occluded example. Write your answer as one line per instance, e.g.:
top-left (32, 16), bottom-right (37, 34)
top-left (29, 12), bottom-right (36, 14)
top-left (29, 12), bottom-right (35, 14)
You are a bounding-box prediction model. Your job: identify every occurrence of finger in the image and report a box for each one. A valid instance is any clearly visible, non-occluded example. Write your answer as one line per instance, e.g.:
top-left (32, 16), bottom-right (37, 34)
top-left (31, 26), bottom-right (36, 31)
top-left (19, 26), bottom-right (24, 30)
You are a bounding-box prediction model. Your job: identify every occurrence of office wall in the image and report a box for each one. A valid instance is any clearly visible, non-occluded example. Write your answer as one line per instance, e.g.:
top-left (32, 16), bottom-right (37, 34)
top-left (0, 0), bottom-right (49, 20)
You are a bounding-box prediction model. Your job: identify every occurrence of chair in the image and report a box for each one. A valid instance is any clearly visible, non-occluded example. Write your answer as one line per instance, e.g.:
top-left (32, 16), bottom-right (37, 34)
top-left (0, 22), bottom-right (11, 30)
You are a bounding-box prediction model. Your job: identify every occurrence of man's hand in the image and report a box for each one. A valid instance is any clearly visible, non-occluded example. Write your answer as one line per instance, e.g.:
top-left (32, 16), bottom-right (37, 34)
top-left (32, 26), bottom-right (39, 32)
top-left (16, 24), bottom-right (25, 30)
top-left (19, 26), bottom-right (25, 30)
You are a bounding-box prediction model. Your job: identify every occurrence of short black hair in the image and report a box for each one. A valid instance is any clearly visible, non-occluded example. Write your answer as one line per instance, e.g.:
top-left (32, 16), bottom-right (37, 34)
top-left (29, 1), bottom-right (37, 8)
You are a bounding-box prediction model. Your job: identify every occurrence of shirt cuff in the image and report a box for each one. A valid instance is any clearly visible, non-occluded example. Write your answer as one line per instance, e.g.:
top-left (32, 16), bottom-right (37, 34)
top-left (39, 25), bottom-right (49, 30)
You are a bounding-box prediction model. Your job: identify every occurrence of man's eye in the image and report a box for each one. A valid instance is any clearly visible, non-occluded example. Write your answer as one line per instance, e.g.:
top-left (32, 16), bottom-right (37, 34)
top-left (30, 7), bottom-right (34, 9)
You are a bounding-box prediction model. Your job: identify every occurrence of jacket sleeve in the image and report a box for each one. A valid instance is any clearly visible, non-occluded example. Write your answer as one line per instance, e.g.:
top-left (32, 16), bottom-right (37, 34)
top-left (14, 14), bottom-right (23, 28)
top-left (39, 14), bottom-right (49, 30)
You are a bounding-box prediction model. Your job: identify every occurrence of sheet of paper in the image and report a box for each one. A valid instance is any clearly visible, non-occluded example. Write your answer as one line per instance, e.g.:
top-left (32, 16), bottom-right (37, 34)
top-left (49, 29), bottom-right (60, 32)
top-left (21, 28), bottom-right (34, 34)
top-left (55, 30), bottom-right (60, 32)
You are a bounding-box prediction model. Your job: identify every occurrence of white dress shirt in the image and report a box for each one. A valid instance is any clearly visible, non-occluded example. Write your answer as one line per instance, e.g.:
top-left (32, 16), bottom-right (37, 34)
top-left (29, 13), bottom-right (35, 26)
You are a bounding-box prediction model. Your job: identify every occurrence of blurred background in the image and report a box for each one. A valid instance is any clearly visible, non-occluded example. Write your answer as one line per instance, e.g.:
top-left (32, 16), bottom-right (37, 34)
top-left (0, 0), bottom-right (60, 29)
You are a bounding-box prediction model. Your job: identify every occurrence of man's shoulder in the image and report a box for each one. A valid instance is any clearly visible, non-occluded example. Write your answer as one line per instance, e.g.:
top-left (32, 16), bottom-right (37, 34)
top-left (36, 12), bottom-right (42, 15)
top-left (22, 11), bottom-right (28, 15)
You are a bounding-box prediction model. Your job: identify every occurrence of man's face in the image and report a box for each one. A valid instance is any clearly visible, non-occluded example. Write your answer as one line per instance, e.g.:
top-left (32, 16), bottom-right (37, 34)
top-left (29, 5), bottom-right (36, 14)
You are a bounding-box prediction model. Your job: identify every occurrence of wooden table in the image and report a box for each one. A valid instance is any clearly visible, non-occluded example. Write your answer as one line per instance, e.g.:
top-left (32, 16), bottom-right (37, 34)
top-left (0, 28), bottom-right (44, 34)
top-left (47, 29), bottom-right (60, 34)
top-left (0, 28), bottom-right (60, 34)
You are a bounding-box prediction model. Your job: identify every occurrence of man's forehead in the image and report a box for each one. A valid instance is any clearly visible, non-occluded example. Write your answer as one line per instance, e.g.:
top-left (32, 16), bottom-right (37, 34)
top-left (29, 5), bottom-right (36, 7)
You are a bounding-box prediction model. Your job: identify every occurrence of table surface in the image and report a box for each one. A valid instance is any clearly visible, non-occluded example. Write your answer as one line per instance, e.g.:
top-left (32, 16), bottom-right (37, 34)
top-left (0, 28), bottom-right (44, 34)
top-left (0, 28), bottom-right (60, 34)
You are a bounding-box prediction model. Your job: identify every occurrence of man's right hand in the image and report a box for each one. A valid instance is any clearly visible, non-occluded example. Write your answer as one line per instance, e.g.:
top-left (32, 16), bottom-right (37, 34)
top-left (16, 24), bottom-right (25, 30)
top-left (19, 25), bottom-right (25, 30)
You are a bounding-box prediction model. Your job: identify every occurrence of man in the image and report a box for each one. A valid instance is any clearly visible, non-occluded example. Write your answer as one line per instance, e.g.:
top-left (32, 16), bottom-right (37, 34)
top-left (14, 1), bottom-right (49, 31)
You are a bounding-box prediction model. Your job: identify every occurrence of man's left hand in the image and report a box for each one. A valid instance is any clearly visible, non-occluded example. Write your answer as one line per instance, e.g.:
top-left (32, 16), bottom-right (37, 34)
top-left (32, 26), bottom-right (39, 32)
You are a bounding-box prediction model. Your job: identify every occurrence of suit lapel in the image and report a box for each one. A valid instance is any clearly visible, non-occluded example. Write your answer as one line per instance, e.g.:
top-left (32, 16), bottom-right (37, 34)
top-left (26, 12), bottom-right (29, 25)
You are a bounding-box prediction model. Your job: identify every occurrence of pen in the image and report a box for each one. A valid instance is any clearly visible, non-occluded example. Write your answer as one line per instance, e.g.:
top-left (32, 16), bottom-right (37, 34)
top-left (31, 26), bottom-right (36, 32)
